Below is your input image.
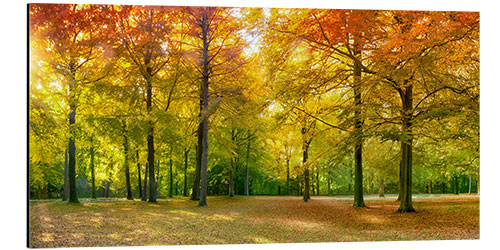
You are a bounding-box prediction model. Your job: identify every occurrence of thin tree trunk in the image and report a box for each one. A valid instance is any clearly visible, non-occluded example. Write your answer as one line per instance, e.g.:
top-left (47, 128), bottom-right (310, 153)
top-left (184, 148), bottom-right (189, 196)
top-left (286, 159), bottom-right (290, 196)
top-left (137, 150), bottom-right (142, 199)
top-left (169, 151), bottom-right (174, 198)
top-left (199, 8), bottom-right (210, 207)
top-left (90, 145), bottom-right (96, 199)
top-left (379, 177), bottom-right (385, 197)
top-left (142, 163), bottom-right (148, 201)
top-left (454, 175), bottom-right (459, 195)
top-left (468, 176), bottom-right (472, 194)
top-left (62, 149), bottom-right (69, 201)
top-left (429, 180), bottom-right (433, 194)
top-left (316, 167), bottom-right (320, 195)
top-left (302, 135), bottom-right (311, 202)
top-left (228, 167), bottom-right (234, 197)
top-left (122, 121), bottom-right (133, 200)
top-left (245, 140), bottom-right (250, 196)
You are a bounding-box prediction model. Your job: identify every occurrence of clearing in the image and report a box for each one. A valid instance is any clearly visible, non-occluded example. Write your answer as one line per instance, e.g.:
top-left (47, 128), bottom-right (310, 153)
top-left (28, 194), bottom-right (479, 248)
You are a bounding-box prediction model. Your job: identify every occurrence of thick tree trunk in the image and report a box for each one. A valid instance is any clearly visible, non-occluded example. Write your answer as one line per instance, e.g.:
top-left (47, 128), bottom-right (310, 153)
top-left (379, 177), bottom-right (385, 197)
top-left (62, 149), bottom-right (69, 201)
top-left (142, 163), bottom-right (148, 201)
top-left (67, 65), bottom-right (78, 203)
top-left (352, 41), bottom-right (365, 208)
top-left (90, 145), bottom-right (96, 199)
top-left (191, 123), bottom-right (202, 200)
top-left (397, 85), bottom-right (415, 213)
top-left (122, 122), bottom-right (133, 200)
top-left (199, 9), bottom-right (210, 207)
top-left (184, 148), bottom-right (189, 196)
top-left (144, 50), bottom-right (156, 202)
top-left (245, 140), bottom-right (250, 196)
top-left (137, 150), bottom-right (142, 199)
top-left (397, 159), bottom-right (402, 201)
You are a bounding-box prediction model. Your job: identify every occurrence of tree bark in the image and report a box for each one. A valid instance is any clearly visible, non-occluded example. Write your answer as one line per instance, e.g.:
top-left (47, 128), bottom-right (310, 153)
top-left (199, 8), bottom-right (210, 207)
top-left (184, 147), bottom-right (189, 196)
top-left (286, 159), bottom-right (290, 196)
top-left (122, 122), bottom-right (133, 200)
top-left (90, 145), bottom-right (96, 199)
top-left (67, 63), bottom-right (79, 203)
top-left (136, 150), bottom-right (142, 199)
top-left (245, 140), bottom-right (250, 196)
top-left (302, 132), bottom-right (311, 202)
top-left (191, 122), bottom-right (202, 200)
top-left (397, 85), bottom-right (415, 213)
top-left (352, 38), bottom-right (365, 208)
top-left (62, 149), bottom-right (69, 201)
top-left (468, 176), bottom-right (472, 194)
top-left (378, 177), bottom-right (385, 197)
top-left (169, 152), bottom-right (174, 198)
top-left (142, 163), bottom-right (148, 201)
top-left (454, 175), bottom-right (459, 195)
top-left (228, 168), bottom-right (234, 197)
top-left (316, 167), bottom-right (320, 195)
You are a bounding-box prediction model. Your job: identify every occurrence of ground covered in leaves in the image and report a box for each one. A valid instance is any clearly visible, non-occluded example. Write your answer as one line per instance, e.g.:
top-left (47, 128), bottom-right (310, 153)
top-left (29, 194), bottom-right (479, 248)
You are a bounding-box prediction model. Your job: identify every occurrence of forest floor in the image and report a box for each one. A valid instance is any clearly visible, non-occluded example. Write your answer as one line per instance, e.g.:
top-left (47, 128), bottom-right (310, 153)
top-left (29, 194), bottom-right (479, 248)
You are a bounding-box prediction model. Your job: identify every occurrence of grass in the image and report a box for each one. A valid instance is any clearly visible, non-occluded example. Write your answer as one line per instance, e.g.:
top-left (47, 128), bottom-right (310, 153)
top-left (28, 194), bottom-right (479, 248)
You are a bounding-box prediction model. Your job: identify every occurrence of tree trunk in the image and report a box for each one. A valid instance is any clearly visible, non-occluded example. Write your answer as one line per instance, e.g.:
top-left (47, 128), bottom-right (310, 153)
top-left (90, 145), bottom-right (96, 199)
top-left (122, 122), bottom-right (133, 200)
top-left (169, 153), bottom-right (174, 198)
top-left (379, 177), bottom-right (385, 197)
top-left (142, 163), bottom-right (148, 201)
top-left (245, 140), bottom-right (250, 196)
top-left (316, 167), bottom-right (320, 195)
top-left (454, 175), bottom-right (459, 195)
top-left (429, 180), bottom-right (433, 194)
top-left (352, 40), bottom-right (365, 208)
top-left (62, 149), bottom-right (69, 201)
top-left (199, 8), bottom-right (210, 207)
top-left (184, 148), bottom-right (189, 196)
top-left (302, 139), bottom-right (311, 202)
top-left (397, 85), bottom-right (415, 213)
top-left (327, 169), bottom-right (332, 196)
top-left (468, 176), bottom-right (472, 194)
top-left (228, 168), bottom-right (234, 197)
top-left (156, 160), bottom-right (161, 197)
top-left (67, 64), bottom-right (78, 203)
top-left (286, 159), bottom-right (290, 196)
top-left (191, 123), bottom-right (202, 201)
top-left (397, 159), bottom-right (402, 201)
top-left (144, 50), bottom-right (157, 203)
top-left (137, 150), bottom-right (142, 199)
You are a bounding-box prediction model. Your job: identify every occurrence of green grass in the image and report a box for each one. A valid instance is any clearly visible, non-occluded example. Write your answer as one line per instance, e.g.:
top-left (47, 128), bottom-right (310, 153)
top-left (29, 194), bottom-right (479, 248)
